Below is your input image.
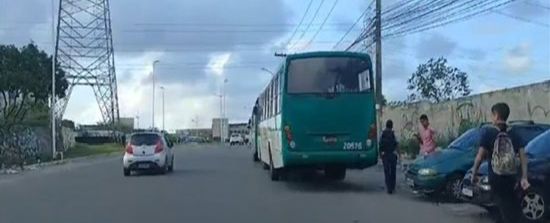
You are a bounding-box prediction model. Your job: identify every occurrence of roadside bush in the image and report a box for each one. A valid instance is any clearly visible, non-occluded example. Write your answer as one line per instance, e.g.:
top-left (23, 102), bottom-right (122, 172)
top-left (399, 138), bottom-right (420, 159)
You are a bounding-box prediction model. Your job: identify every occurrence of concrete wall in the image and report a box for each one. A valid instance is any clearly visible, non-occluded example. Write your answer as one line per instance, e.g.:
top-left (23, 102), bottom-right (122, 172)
top-left (382, 80), bottom-right (550, 142)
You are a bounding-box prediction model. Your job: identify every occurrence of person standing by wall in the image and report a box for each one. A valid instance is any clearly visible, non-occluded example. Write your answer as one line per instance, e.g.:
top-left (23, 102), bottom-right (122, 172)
top-left (415, 114), bottom-right (437, 156)
top-left (380, 120), bottom-right (399, 194)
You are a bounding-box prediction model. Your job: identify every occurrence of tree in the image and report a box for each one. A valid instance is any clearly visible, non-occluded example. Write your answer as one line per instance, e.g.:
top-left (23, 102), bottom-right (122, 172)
top-left (0, 43), bottom-right (68, 168)
top-left (406, 57), bottom-right (471, 103)
top-left (0, 43), bottom-right (68, 128)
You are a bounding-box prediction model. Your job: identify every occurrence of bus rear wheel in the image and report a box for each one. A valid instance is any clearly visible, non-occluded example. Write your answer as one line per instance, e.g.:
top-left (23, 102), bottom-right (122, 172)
top-left (269, 151), bottom-right (281, 181)
top-left (325, 167), bottom-right (346, 181)
top-left (253, 150), bottom-right (260, 162)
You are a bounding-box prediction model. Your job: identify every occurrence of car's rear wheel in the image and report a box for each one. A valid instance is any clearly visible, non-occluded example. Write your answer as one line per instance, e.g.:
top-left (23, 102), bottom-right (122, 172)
top-left (521, 186), bottom-right (546, 222)
top-left (445, 174), bottom-right (464, 202)
top-left (159, 159), bottom-right (168, 175)
top-left (123, 168), bottom-right (130, 176)
top-left (325, 167), bottom-right (346, 181)
top-left (168, 157), bottom-right (174, 172)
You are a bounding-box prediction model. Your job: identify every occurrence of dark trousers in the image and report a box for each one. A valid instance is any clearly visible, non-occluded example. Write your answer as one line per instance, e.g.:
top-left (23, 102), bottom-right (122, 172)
top-left (490, 175), bottom-right (522, 223)
top-left (382, 153), bottom-right (397, 192)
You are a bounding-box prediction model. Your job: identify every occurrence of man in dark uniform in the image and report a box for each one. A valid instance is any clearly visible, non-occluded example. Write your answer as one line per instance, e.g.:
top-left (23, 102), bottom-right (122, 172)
top-left (379, 120), bottom-right (399, 194)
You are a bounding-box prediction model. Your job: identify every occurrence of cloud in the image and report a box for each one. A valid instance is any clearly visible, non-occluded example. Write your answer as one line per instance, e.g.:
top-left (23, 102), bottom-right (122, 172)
top-left (503, 43), bottom-right (533, 74)
top-left (462, 48), bottom-right (487, 61)
top-left (415, 33), bottom-right (457, 60)
top-left (207, 53), bottom-right (232, 77)
top-left (506, 0), bottom-right (548, 19)
top-left (0, 0), bottom-right (292, 128)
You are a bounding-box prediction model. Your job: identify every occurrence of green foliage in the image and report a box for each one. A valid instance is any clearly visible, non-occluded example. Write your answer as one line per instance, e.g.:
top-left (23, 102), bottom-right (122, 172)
top-left (407, 57), bottom-right (471, 103)
top-left (65, 143), bottom-right (123, 159)
top-left (458, 120), bottom-right (480, 135)
top-left (400, 138), bottom-right (420, 158)
top-left (0, 43), bottom-right (68, 129)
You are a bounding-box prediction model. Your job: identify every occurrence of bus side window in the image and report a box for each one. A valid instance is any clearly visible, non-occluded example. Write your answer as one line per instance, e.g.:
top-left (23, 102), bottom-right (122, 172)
top-left (274, 75), bottom-right (279, 114)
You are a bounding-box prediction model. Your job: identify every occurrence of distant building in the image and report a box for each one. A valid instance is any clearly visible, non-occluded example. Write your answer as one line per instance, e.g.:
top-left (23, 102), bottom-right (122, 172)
top-left (118, 117), bottom-right (135, 130)
top-left (229, 123), bottom-right (248, 136)
top-left (212, 118), bottom-right (229, 141)
top-left (176, 128), bottom-right (211, 140)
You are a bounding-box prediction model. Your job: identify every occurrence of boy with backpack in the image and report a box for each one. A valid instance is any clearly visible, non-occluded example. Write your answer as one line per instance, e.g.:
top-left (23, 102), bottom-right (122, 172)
top-left (471, 103), bottom-right (530, 223)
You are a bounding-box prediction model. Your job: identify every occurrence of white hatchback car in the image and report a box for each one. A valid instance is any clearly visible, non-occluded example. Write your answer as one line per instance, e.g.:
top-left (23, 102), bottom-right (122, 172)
top-left (229, 134), bottom-right (243, 145)
top-left (123, 132), bottom-right (174, 176)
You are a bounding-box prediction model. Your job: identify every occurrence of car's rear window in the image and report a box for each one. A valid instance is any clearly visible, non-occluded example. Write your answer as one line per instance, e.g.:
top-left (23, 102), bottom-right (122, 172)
top-left (130, 134), bottom-right (160, 146)
top-left (514, 126), bottom-right (549, 143)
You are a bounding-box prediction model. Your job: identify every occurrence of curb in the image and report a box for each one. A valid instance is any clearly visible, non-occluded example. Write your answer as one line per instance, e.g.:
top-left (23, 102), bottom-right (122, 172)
top-left (0, 151), bottom-right (122, 175)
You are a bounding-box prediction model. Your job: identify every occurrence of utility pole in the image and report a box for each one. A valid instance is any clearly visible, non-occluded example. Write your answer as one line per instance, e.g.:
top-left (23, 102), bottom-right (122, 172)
top-left (152, 60), bottom-right (160, 129)
top-left (375, 0), bottom-right (383, 136)
top-left (160, 86), bottom-right (165, 130)
top-left (51, 0), bottom-right (57, 159)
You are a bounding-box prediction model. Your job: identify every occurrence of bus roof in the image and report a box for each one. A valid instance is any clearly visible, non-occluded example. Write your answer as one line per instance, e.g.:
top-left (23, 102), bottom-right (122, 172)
top-left (286, 51), bottom-right (372, 64)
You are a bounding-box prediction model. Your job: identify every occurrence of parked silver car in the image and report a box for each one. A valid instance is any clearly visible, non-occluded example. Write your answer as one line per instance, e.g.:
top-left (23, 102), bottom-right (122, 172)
top-left (123, 132), bottom-right (175, 176)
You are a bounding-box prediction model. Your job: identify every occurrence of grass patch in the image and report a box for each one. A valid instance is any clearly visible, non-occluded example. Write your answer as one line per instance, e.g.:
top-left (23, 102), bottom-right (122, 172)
top-left (64, 143), bottom-right (124, 159)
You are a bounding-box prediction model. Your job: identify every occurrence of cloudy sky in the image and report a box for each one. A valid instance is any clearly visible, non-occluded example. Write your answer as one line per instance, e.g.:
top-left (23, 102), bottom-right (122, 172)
top-left (1, 0), bottom-right (549, 131)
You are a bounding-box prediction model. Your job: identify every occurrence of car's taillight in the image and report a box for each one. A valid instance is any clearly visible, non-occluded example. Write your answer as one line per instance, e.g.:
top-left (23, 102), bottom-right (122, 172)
top-left (154, 140), bottom-right (164, 153)
top-left (284, 125), bottom-right (296, 149)
top-left (126, 144), bottom-right (133, 154)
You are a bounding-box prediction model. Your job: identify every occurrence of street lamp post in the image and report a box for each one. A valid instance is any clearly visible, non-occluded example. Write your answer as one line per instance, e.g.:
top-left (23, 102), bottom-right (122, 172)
top-left (51, 0), bottom-right (57, 159)
top-left (221, 78), bottom-right (228, 142)
top-left (160, 86), bottom-right (165, 131)
top-left (261, 67), bottom-right (275, 76)
top-left (152, 60), bottom-right (160, 129)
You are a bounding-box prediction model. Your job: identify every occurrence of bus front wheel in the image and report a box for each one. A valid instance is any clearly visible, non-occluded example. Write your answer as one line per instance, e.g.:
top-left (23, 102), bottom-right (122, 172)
top-left (325, 167), bottom-right (346, 181)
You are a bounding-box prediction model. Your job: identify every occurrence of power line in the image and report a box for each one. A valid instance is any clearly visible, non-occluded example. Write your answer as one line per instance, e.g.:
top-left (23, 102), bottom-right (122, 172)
top-left (347, 0), bottom-right (519, 50)
top-left (333, 0), bottom-right (375, 49)
top-left (288, 0), bottom-right (326, 50)
top-left (284, 0), bottom-right (315, 47)
top-left (493, 10), bottom-right (550, 28)
top-left (523, 0), bottom-right (550, 10)
top-left (303, 0), bottom-right (340, 50)
top-left (385, 0), bottom-right (517, 38)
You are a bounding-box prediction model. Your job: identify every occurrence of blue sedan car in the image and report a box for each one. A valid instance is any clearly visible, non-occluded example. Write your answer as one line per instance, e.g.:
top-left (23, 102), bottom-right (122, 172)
top-left (462, 129), bottom-right (550, 222)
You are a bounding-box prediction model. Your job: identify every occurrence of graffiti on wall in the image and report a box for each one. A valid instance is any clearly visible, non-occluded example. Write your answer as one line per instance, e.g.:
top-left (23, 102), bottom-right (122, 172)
top-left (0, 128), bottom-right (40, 167)
top-left (400, 109), bottom-right (419, 139)
top-left (454, 101), bottom-right (485, 135)
top-left (528, 102), bottom-right (550, 119)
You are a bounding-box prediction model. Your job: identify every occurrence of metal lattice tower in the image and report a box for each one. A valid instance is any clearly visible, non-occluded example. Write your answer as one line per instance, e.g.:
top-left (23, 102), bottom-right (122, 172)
top-left (54, 0), bottom-right (119, 124)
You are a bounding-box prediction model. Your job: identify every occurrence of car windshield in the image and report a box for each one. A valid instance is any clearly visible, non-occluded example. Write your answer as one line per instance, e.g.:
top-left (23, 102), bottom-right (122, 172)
top-left (448, 128), bottom-right (480, 151)
top-left (287, 57), bottom-right (371, 94)
top-left (130, 134), bottom-right (160, 146)
top-left (525, 130), bottom-right (550, 158)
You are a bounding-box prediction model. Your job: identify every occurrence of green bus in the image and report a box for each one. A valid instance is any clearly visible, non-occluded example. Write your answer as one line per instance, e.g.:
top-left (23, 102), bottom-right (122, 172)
top-left (251, 51), bottom-right (378, 181)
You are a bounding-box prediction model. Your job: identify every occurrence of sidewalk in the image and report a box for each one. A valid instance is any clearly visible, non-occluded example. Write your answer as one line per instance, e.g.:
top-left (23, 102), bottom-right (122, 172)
top-left (0, 151), bottom-right (122, 175)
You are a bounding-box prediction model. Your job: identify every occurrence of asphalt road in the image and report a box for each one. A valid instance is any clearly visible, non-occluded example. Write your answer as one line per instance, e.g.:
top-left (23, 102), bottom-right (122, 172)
top-left (0, 144), bottom-right (492, 223)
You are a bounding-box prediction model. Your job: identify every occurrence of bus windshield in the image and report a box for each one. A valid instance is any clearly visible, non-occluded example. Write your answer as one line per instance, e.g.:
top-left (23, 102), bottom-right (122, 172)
top-left (287, 57), bottom-right (371, 94)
